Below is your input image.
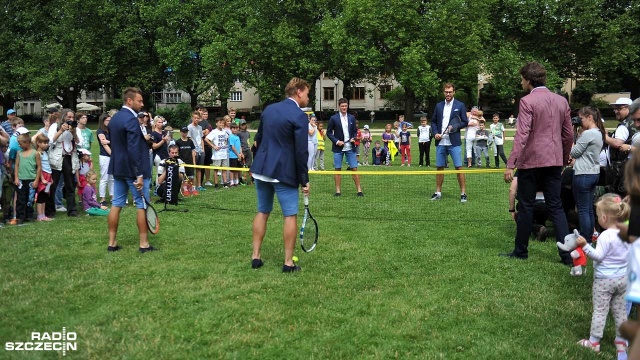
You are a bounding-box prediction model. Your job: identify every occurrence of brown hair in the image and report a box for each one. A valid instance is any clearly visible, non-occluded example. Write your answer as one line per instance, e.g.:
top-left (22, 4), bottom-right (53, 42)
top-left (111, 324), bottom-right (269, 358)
top-left (18, 133), bottom-right (31, 144)
top-left (35, 133), bottom-right (49, 144)
top-left (596, 193), bottom-right (630, 222)
top-left (98, 113), bottom-right (110, 133)
top-left (122, 87), bottom-right (143, 103)
top-left (284, 77), bottom-right (310, 98)
top-left (577, 106), bottom-right (606, 143)
top-left (75, 112), bottom-right (87, 121)
top-left (443, 83), bottom-right (455, 91)
top-left (519, 62), bottom-right (547, 87)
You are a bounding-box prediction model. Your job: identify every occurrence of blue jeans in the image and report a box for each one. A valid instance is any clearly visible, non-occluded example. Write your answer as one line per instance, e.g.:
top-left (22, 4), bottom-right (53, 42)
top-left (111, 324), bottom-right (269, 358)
top-left (573, 173), bottom-right (599, 241)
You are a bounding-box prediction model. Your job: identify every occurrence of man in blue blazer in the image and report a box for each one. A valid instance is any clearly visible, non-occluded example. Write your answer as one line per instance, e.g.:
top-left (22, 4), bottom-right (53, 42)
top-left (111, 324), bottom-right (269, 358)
top-left (250, 78), bottom-right (310, 273)
top-left (326, 98), bottom-right (363, 196)
top-left (430, 83), bottom-right (469, 202)
top-left (107, 87), bottom-right (156, 253)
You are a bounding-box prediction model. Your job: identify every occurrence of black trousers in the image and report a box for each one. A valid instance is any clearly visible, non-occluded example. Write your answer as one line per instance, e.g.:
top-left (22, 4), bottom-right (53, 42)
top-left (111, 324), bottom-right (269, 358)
top-left (494, 144), bottom-right (508, 167)
top-left (514, 167), bottom-right (571, 261)
top-left (15, 179), bottom-right (35, 221)
top-left (51, 155), bottom-right (77, 215)
top-left (418, 142), bottom-right (431, 166)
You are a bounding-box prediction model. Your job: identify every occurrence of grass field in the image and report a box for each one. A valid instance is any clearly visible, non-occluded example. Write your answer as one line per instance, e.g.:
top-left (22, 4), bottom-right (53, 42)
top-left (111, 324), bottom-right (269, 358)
top-left (0, 135), bottom-right (621, 359)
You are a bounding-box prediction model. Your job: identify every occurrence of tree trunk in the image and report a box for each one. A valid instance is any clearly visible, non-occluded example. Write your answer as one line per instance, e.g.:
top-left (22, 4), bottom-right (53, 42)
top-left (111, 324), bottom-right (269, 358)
top-left (189, 89), bottom-right (198, 109)
top-left (404, 87), bottom-right (416, 120)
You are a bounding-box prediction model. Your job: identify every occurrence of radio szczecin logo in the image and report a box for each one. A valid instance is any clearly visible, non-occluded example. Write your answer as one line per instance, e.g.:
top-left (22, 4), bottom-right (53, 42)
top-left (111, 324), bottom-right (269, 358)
top-left (5, 328), bottom-right (77, 356)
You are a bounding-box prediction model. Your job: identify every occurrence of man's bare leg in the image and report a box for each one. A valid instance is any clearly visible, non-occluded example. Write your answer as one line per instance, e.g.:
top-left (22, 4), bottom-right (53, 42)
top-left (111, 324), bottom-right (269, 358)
top-left (107, 206), bottom-right (122, 247)
top-left (283, 215), bottom-right (297, 266)
top-left (252, 212), bottom-right (270, 259)
top-left (334, 169), bottom-right (342, 194)
top-left (137, 208), bottom-right (149, 248)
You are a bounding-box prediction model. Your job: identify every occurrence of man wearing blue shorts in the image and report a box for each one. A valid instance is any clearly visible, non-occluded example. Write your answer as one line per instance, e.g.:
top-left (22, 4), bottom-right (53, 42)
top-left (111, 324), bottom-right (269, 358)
top-left (250, 78), bottom-right (310, 273)
top-left (327, 98), bottom-right (363, 196)
top-left (107, 87), bottom-right (156, 253)
top-left (431, 83), bottom-right (469, 202)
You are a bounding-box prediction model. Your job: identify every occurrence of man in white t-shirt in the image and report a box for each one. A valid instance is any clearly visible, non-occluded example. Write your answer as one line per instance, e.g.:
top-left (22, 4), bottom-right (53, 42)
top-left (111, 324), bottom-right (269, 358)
top-left (205, 117), bottom-right (229, 188)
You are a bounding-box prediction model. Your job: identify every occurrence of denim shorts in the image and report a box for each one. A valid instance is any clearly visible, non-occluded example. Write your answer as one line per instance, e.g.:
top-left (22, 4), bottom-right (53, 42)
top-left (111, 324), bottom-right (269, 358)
top-left (112, 178), bottom-right (151, 209)
top-left (333, 150), bottom-right (358, 169)
top-left (436, 145), bottom-right (463, 168)
top-left (255, 179), bottom-right (299, 216)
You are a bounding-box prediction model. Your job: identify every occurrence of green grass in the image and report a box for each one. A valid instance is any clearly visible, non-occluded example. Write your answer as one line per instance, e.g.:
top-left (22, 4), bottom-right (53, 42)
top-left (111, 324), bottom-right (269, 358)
top-left (0, 138), bottom-right (620, 359)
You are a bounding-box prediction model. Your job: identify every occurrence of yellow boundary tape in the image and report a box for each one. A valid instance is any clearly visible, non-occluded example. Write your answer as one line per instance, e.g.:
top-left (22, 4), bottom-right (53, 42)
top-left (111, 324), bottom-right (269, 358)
top-left (181, 163), bottom-right (505, 175)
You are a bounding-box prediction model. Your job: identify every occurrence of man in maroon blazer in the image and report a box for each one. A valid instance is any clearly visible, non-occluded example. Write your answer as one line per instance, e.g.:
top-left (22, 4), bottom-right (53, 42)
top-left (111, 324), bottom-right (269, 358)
top-left (502, 62), bottom-right (574, 264)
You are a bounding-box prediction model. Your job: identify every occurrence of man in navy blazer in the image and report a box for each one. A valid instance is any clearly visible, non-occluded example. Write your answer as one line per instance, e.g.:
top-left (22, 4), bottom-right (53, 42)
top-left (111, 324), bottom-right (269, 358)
top-left (250, 78), bottom-right (310, 273)
top-left (107, 87), bottom-right (156, 253)
top-left (326, 98), bottom-right (363, 196)
top-left (430, 83), bottom-right (469, 202)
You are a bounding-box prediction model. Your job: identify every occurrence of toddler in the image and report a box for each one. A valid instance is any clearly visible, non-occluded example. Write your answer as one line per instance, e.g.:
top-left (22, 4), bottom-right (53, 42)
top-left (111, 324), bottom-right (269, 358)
top-left (82, 170), bottom-right (110, 216)
top-left (575, 193), bottom-right (631, 359)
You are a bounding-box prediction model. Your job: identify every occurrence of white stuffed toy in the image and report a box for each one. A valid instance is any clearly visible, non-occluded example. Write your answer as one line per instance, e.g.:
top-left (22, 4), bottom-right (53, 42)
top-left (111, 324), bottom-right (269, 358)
top-left (556, 229), bottom-right (588, 276)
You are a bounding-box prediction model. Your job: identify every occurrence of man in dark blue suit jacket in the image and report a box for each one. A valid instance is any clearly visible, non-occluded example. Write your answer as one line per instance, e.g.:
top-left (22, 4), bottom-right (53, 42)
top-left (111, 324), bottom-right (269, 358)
top-left (326, 98), bottom-right (363, 196)
top-left (430, 83), bottom-right (469, 202)
top-left (106, 87), bottom-right (156, 253)
top-left (250, 78), bottom-right (310, 273)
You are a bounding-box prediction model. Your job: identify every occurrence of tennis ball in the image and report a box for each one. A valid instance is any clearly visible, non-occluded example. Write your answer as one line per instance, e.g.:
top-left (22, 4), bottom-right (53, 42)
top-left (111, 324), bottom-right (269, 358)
top-left (292, 256), bottom-right (299, 263)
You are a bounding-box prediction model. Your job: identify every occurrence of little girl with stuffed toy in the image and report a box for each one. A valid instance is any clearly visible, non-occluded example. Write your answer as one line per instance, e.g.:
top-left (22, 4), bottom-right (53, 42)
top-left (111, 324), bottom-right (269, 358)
top-left (575, 193), bottom-right (631, 359)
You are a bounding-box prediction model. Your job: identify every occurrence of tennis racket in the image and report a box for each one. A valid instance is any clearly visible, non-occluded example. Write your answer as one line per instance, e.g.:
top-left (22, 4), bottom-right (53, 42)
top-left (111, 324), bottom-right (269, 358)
top-left (300, 194), bottom-right (318, 252)
top-left (442, 115), bottom-right (462, 135)
top-left (140, 189), bottom-right (160, 234)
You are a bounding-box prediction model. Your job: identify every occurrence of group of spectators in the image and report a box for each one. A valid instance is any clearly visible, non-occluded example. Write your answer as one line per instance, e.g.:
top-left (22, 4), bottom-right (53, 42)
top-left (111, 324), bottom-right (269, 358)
top-left (0, 96), bottom-right (254, 226)
top-left (0, 108), bottom-right (108, 224)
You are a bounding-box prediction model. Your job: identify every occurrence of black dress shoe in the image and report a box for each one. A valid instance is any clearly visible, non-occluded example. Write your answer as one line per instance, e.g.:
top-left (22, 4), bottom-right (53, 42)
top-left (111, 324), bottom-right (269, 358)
top-left (282, 264), bottom-right (301, 273)
top-left (357, 192), bottom-right (364, 197)
top-left (252, 259), bottom-right (264, 269)
top-left (498, 252), bottom-right (527, 260)
top-left (334, 192), bottom-right (341, 197)
top-left (68, 211), bottom-right (79, 217)
top-left (139, 246), bottom-right (158, 253)
top-left (107, 245), bottom-right (121, 252)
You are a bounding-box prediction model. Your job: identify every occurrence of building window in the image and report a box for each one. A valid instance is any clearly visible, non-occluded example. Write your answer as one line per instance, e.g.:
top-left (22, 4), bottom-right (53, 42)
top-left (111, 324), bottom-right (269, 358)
top-left (352, 87), bottom-right (365, 100)
top-left (379, 85), bottom-right (392, 98)
top-left (165, 92), bottom-right (182, 104)
top-left (230, 91), bottom-right (243, 102)
top-left (323, 87), bottom-right (335, 101)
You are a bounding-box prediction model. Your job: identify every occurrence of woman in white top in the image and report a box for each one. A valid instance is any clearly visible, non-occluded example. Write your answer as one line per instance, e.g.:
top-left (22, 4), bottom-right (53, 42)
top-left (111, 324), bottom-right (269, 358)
top-left (307, 115), bottom-right (318, 170)
top-left (48, 108), bottom-right (80, 216)
top-left (571, 106), bottom-right (606, 241)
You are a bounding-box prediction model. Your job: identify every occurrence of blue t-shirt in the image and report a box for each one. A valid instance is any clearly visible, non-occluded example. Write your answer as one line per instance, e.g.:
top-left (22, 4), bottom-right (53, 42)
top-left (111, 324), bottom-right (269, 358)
top-left (9, 134), bottom-right (21, 161)
top-left (400, 131), bottom-right (410, 145)
top-left (151, 131), bottom-right (169, 160)
top-left (228, 134), bottom-right (241, 159)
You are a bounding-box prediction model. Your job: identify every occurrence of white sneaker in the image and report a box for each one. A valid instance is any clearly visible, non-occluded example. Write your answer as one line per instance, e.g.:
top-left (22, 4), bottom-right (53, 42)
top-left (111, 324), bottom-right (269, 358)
top-left (204, 181), bottom-right (213, 186)
top-left (56, 206), bottom-right (67, 212)
top-left (577, 339), bottom-right (600, 352)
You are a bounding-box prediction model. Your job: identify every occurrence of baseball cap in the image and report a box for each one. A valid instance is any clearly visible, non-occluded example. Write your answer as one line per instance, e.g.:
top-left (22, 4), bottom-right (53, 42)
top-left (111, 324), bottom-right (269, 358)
top-left (239, 119), bottom-right (247, 125)
top-left (610, 98), bottom-right (633, 106)
top-left (79, 149), bottom-right (92, 156)
top-left (180, 127), bottom-right (188, 132)
top-left (363, 125), bottom-right (369, 130)
top-left (15, 127), bottom-right (29, 135)
top-left (7, 109), bottom-right (16, 115)
top-left (137, 112), bottom-right (147, 118)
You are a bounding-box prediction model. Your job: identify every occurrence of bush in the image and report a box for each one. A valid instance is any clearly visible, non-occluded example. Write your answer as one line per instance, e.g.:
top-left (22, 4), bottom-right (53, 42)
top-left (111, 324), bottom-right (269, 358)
top-left (104, 99), bottom-right (122, 112)
top-left (156, 103), bottom-right (193, 128)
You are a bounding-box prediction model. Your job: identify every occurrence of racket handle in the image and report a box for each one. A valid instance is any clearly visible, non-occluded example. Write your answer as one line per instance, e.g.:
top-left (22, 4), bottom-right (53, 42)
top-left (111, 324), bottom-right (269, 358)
top-left (304, 194), bottom-right (309, 206)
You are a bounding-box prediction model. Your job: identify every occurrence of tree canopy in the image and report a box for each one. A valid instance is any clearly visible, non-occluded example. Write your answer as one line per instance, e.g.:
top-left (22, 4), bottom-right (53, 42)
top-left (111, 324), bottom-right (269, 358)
top-left (1, 0), bottom-right (638, 113)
